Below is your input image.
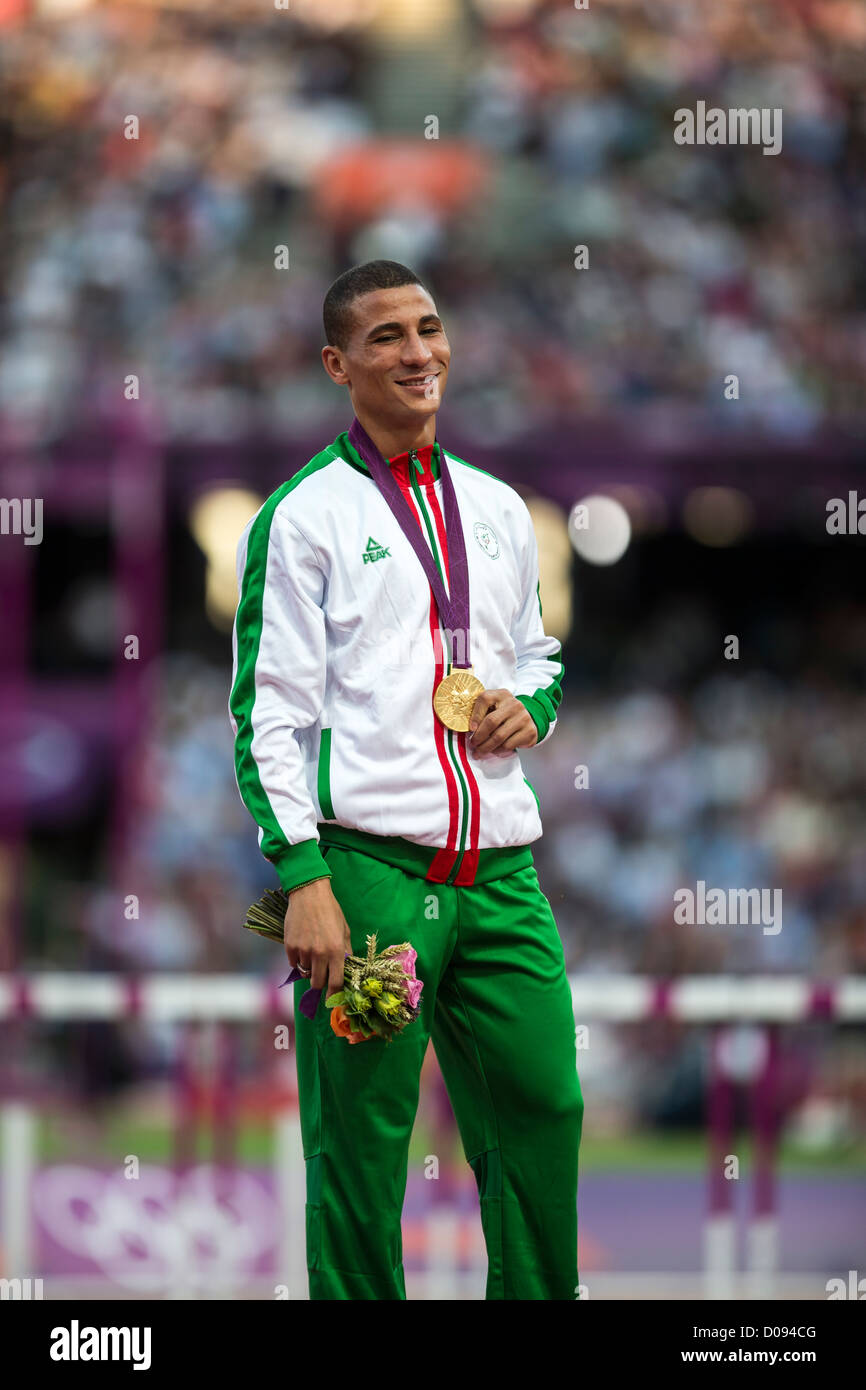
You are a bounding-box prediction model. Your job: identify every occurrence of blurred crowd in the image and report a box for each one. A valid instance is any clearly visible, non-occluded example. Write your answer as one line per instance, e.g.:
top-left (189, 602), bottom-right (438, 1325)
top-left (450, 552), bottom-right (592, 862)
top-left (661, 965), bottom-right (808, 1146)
top-left (541, 678), bottom-right (866, 980)
top-left (62, 631), bottom-right (864, 986)
top-left (4, 0), bottom-right (864, 1135)
top-left (0, 0), bottom-right (864, 448)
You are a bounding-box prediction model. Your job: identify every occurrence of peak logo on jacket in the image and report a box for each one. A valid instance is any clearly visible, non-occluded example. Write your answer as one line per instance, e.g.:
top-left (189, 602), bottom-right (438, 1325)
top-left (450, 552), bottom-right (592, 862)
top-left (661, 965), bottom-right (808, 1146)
top-left (362, 535), bottom-right (391, 564)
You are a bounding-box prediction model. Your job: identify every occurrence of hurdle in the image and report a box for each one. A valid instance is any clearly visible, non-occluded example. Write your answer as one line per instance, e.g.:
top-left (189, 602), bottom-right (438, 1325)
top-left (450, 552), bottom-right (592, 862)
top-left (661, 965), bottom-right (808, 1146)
top-left (0, 972), bottom-right (863, 1298)
top-left (569, 974), bottom-right (866, 1299)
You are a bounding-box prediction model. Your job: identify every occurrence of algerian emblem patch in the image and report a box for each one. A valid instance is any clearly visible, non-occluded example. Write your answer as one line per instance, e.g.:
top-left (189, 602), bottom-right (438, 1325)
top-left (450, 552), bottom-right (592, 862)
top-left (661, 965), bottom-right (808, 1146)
top-left (473, 521), bottom-right (500, 558)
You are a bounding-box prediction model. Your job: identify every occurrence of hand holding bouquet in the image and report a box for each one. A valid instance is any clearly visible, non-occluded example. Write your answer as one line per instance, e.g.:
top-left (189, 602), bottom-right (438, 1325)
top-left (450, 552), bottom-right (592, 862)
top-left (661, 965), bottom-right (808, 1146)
top-left (244, 887), bottom-right (423, 1041)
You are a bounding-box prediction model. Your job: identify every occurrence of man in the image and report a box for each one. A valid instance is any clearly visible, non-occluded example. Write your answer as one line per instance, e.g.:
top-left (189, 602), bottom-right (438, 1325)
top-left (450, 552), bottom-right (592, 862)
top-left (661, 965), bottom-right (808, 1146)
top-left (229, 259), bottom-right (583, 1300)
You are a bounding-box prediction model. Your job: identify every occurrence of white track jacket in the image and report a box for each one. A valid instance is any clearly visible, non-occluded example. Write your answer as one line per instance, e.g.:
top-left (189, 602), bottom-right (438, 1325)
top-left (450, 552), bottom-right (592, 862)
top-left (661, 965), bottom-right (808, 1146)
top-left (229, 427), bottom-right (564, 892)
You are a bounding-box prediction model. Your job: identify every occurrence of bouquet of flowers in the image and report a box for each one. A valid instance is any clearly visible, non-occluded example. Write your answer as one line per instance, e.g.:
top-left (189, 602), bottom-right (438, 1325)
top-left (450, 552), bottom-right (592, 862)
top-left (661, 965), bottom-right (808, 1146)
top-left (243, 888), bottom-right (423, 1043)
top-left (326, 933), bottom-right (423, 1044)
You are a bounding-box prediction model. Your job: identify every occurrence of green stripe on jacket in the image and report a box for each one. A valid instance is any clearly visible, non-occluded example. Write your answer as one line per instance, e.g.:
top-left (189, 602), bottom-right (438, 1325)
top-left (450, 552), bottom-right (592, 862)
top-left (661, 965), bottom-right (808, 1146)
top-left (229, 452), bottom-right (336, 892)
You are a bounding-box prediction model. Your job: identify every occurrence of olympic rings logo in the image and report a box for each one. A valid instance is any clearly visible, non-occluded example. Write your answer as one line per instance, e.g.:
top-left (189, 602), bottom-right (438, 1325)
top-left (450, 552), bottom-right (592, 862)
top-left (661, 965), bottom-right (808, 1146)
top-left (33, 1165), bottom-right (281, 1293)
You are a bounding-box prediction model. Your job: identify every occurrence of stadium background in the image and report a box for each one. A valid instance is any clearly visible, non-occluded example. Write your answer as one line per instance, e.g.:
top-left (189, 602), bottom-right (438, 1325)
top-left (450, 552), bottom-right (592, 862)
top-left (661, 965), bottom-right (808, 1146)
top-left (0, 0), bottom-right (864, 1298)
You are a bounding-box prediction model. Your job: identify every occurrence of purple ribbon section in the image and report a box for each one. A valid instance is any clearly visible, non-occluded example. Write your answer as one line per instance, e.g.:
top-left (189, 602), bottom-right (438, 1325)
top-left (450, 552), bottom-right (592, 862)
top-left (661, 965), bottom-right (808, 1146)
top-left (348, 416), bottom-right (472, 670)
top-left (280, 953), bottom-right (353, 1020)
top-left (280, 967), bottom-right (321, 1020)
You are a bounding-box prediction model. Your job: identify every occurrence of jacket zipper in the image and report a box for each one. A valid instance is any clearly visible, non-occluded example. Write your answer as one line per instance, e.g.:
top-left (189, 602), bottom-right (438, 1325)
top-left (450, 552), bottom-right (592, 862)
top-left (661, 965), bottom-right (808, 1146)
top-left (444, 850), bottom-right (463, 886)
top-left (406, 449), bottom-right (468, 887)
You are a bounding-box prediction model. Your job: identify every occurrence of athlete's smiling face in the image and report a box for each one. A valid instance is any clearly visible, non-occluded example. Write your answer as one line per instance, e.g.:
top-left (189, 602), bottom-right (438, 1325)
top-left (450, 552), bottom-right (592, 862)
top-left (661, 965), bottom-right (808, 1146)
top-left (321, 284), bottom-right (450, 449)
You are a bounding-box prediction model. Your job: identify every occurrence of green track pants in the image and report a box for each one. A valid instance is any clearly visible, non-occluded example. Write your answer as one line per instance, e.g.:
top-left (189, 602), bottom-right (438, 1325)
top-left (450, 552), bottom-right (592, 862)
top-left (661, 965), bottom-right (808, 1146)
top-left (293, 844), bottom-right (583, 1300)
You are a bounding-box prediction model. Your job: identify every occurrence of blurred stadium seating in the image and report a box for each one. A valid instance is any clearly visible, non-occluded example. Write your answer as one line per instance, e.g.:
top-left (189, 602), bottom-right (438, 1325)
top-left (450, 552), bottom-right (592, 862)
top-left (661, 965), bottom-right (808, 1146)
top-left (0, 0), bottom-right (863, 1299)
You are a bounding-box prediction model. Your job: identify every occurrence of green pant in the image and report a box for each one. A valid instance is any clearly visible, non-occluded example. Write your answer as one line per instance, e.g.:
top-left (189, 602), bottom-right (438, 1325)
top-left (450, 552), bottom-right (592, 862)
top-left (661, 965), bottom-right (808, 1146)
top-left (293, 844), bottom-right (583, 1300)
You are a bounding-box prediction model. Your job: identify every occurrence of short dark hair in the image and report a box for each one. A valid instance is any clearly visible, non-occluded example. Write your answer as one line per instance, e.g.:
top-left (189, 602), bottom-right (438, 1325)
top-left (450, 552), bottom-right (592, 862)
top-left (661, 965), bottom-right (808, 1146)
top-left (323, 260), bottom-right (426, 350)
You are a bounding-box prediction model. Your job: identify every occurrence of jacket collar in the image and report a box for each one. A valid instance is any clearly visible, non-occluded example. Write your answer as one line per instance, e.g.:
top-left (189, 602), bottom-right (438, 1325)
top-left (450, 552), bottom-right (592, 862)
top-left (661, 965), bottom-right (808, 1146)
top-left (338, 430), bottom-right (441, 483)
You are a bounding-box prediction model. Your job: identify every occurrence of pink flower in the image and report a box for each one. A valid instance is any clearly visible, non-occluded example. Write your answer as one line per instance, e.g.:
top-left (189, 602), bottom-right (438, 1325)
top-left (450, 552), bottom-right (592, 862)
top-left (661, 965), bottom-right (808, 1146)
top-left (396, 947), bottom-right (423, 1011)
top-left (397, 946), bottom-right (417, 976)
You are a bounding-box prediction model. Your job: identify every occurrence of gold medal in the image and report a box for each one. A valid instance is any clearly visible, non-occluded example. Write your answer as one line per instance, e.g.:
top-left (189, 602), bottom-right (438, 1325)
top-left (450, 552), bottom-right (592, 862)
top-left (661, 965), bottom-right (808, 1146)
top-left (433, 665), bottom-right (485, 732)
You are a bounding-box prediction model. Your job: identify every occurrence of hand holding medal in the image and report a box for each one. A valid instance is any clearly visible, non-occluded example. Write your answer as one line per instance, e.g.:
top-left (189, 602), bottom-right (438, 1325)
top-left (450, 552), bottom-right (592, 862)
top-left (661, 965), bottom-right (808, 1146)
top-left (467, 687), bottom-right (540, 755)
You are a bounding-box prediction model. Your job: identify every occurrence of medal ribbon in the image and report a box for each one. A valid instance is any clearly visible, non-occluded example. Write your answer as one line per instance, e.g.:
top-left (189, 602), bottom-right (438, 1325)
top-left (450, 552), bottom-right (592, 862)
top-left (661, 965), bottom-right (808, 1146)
top-left (348, 416), bottom-right (471, 669)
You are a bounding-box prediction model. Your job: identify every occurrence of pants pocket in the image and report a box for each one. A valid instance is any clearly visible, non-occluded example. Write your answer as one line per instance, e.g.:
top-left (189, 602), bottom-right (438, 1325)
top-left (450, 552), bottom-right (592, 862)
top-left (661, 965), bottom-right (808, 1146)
top-left (305, 1152), bottom-right (322, 1272)
top-left (305, 1203), bottom-right (321, 1273)
top-left (469, 1146), bottom-right (502, 1201)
